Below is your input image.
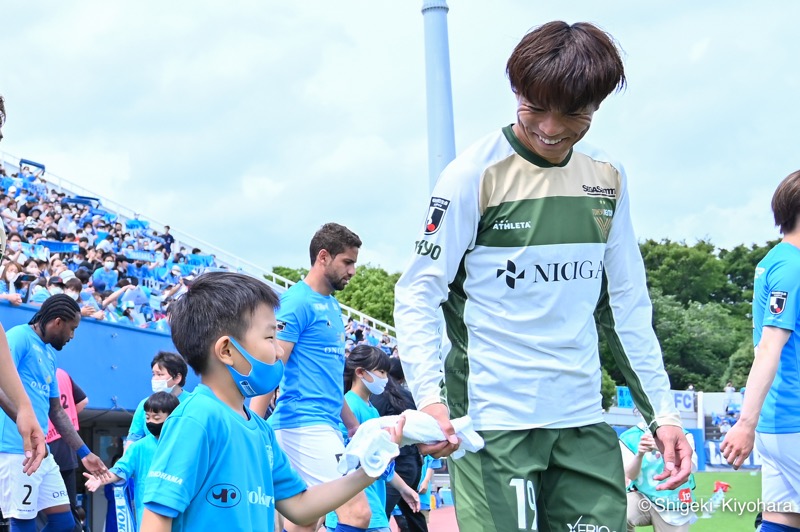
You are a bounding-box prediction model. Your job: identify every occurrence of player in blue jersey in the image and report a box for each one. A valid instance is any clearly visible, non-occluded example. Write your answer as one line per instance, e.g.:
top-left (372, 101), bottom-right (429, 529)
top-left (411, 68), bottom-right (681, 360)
top-left (252, 223), bottom-right (373, 532)
top-left (0, 295), bottom-right (109, 532)
top-left (722, 170), bottom-right (800, 532)
top-left (125, 351), bottom-right (190, 448)
top-left (325, 346), bottom-right (420, 532)
top-left (0, 94), bottom-right (47, 475)
top-left (140, 272), bottom-right (404, 532)
top-left (84, 391), bottom-right (180, 527)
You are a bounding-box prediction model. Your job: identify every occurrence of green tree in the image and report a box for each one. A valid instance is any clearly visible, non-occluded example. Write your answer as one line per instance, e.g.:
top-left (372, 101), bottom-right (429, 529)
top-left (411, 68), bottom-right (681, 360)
top-left (335, 264), bottom-right (401, 328)
top-left (721, 337), bottom-right (755, 389)
top-left (601, 367), bottom-right (617, 411)
top-left (639, 239), bottom-right (727, 306)
top-left (717, 240), bottom-right (778, 318)
top-left (270, 266), bottom-right (308, 284)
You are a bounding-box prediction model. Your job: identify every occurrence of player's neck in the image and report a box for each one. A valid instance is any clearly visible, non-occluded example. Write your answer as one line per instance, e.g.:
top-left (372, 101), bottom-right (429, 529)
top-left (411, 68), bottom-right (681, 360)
top-left (351, 382), bottom-right (371, 402)
top-left (303, 268), bottom-right (334, 297)
top-left (782, 230), bottom-right (800, 249)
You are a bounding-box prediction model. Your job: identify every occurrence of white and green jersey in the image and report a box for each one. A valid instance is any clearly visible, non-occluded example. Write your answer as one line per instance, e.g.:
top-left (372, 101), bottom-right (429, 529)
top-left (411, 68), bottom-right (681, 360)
top-left (394, 126), bottom-right (680, 431)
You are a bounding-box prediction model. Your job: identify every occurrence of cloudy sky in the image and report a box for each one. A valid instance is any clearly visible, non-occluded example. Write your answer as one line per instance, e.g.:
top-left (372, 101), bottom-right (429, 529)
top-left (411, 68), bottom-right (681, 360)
top-left (1, 1), bottom-right (797, 274)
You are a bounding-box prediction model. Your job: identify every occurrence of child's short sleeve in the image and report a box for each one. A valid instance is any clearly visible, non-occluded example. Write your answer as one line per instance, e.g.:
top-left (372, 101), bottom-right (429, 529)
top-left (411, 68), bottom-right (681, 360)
top-left (142, 414), bottom-right (210, 515)
top-left (110, 442), bottom-right (140, 481)
top-left (267, 425), bottom-right (307, 501)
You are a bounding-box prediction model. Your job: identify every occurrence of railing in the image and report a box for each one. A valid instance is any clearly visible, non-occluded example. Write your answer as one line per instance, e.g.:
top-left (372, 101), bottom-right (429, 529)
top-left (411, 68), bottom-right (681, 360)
top-left (0, 151), bottom-right (397, 336)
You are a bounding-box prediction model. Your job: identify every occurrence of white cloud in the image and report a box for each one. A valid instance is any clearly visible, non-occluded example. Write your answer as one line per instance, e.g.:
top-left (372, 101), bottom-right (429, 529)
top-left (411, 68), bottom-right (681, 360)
top-left (1, 1), bottom-right (798, 274)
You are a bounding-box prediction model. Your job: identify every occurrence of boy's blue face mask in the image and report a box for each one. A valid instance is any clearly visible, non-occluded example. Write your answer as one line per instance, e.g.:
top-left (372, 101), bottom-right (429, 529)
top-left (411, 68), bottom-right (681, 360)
top-left (226, 337), bottom-right (284, 398)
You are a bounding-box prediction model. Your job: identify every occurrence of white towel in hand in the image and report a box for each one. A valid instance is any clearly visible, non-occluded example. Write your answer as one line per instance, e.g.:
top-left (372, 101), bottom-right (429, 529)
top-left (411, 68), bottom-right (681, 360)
top-left (336, 424), bottom-right (400, 477)
top-left (338, 411), bottom-right (484, 475)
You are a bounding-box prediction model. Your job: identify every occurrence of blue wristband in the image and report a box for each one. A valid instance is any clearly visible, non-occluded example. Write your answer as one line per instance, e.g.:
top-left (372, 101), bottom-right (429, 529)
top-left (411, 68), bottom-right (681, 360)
top-left (77, 444), bottom-right (91, 459)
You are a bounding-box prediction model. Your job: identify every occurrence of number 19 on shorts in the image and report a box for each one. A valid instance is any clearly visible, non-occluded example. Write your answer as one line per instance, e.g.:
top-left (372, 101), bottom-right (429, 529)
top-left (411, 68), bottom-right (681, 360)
top-left (509, 478), bottom-right (537, 530)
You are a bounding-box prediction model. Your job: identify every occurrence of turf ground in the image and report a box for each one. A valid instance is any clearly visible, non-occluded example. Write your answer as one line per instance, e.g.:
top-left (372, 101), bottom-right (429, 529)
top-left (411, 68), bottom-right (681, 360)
top-left (633, 470), bottom-right (762, 531)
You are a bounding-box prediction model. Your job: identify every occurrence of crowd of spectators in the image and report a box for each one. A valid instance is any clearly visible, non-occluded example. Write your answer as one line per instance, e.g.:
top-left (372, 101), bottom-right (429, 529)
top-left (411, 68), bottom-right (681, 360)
top-left (0, 163), bottom-right (222, 331)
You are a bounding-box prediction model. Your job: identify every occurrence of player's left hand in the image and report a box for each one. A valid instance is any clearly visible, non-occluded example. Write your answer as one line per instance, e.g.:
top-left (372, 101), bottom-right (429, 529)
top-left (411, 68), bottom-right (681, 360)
top-left (652, 425), bottom-right (692, 490)
top-left (82, 452), bottom-right (112, 482)
top-left (719, 421), bottom-right (755, 470)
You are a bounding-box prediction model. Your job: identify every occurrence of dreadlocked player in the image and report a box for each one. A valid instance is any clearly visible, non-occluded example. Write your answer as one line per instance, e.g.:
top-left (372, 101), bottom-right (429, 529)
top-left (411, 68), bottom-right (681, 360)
top-left (0, 294), bottom-right (111, 531)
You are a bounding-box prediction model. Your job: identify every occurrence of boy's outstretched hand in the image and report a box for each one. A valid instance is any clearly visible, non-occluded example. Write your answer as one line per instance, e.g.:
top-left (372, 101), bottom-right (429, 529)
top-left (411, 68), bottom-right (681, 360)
top-left (383, 414), bottom-right (406, 446)
top-left (83, 472), bottom-right (103, 492)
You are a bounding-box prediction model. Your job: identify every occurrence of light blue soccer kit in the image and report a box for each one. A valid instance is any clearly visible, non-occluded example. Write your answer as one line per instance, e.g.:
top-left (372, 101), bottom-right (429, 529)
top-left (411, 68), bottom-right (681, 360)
top-left (143, 384), bottom-right (307, 531)
top-left (269, 280), bottom-right (347, 431)
top-left (753, 242), bottom-right (800, 511)
top-left (0, 325), bottom-right (71, 519)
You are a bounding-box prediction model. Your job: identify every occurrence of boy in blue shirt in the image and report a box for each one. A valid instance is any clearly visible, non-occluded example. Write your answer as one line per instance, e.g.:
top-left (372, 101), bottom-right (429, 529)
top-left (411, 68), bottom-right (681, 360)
top-left (140, 271), bottom-right (404, 532)
top-left (84, 392), bottom-right (180, 526)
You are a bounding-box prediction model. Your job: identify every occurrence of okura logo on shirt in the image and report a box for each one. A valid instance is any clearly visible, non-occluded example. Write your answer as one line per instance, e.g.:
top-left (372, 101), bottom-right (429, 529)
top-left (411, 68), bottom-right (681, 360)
top-left (770, 291), bottom-right (788, 315)
top-left (424, 197), bottom-right (450, 235)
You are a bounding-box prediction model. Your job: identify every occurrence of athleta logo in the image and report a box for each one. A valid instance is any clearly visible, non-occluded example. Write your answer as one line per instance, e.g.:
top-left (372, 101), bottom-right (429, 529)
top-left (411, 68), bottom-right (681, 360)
top-left (492, 219), bottom-right (531, 231)
top-left (207, 484), bottom-right (241, 508)
top-left (496, 260), bottom-right (525, 289)
top-left (582, 185), bottom-right (616, 197)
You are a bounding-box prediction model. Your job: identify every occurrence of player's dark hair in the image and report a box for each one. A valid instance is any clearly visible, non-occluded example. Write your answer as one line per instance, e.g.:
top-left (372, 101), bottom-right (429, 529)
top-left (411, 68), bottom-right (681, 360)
top-left (309, 223), bottom-right (362, 266)
top-left (150, 351), bottom-right (188, 387)
top-left (28, 294), bottom-right (80, 328)
top-left (169, 272), bottom-right (280, 375)
top-left (143, 391), bottom-right (180, 415)
top-left (506, 21), bottom-right (626, 114)
top-left (772, 170), bottom-right (800, 234)
top-left (344, 345), bottom-right (391, 392)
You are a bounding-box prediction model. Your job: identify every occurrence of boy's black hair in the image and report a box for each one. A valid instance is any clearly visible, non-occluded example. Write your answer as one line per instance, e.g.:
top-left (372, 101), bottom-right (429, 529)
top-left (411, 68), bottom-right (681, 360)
top-left (169, 271), bottom-right (280, 375)
top-left (150, 351), bottom-right (188, 387)
top-left (144, 391), bottom-right (180, 415)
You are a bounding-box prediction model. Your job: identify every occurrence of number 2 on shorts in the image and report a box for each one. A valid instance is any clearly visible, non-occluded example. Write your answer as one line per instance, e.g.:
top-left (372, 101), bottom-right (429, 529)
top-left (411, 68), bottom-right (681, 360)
top-left (22, 484), bottom-right (32, 505)
top-left (509, 478), bottom-right (537, 530)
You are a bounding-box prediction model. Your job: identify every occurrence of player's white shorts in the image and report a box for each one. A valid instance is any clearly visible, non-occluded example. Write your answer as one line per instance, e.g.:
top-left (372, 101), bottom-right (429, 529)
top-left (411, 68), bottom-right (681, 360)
top-left (0, 453), bottom-right (69, 519)
top-left (756, 431), bottom-right (800, 513)
top-left (275, 424), bottom-right (345, 486)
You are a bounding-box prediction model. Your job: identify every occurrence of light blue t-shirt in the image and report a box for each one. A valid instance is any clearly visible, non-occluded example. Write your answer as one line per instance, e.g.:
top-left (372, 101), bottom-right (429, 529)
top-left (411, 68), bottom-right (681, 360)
top-left (92, 267), bottom-right (119, 290)
top-left (127, 389), bottom-right (191, 443)
top-left (753, 242), bottom-right (800, 433)
top-left (112, 434), bottom-right (158, 525)
top-left (269, 281), bottom-right (347, 430)
top-left (0, 325), bottom-right (60, 453)
top-left (418, 455), bottom-right (442, 511)
top-left (326, 391), bottom-right (391, 530)
top-left (143, 384), bottom-right (307, 531)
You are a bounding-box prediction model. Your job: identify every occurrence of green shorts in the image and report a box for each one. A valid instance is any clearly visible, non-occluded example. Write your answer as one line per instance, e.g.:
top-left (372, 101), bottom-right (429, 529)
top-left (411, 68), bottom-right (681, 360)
top-left (449, 423), bottom-right (626, 532)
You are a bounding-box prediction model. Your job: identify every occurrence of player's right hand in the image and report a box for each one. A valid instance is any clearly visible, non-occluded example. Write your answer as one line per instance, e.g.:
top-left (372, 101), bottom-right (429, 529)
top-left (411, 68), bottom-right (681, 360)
top-left (417, 403), bottom-right (460, 459)
top-left (82, 452), bottom-right (112, 482)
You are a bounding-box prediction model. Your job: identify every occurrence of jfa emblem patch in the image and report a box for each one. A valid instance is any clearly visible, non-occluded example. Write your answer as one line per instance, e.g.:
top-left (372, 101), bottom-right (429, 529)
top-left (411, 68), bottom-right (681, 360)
top-left (424, 197), bottom-right (451, 236)
top-left (770, 291), bottom-right (788, 315)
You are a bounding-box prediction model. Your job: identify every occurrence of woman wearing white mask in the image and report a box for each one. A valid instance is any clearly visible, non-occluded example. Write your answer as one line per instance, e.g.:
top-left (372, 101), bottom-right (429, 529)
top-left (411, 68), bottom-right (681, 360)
top-left (124, 351), bottom-right (191, 450)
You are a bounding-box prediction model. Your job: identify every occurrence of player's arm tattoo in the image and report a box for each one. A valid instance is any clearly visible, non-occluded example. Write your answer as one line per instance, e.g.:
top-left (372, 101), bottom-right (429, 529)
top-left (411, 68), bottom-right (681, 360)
top-left (49, 396), bottom-right (85, 451)
top-left (0, 387), bottom-right (18, 421)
